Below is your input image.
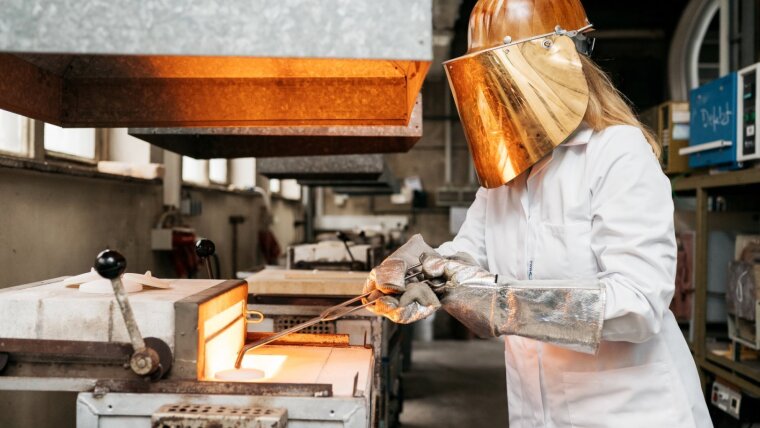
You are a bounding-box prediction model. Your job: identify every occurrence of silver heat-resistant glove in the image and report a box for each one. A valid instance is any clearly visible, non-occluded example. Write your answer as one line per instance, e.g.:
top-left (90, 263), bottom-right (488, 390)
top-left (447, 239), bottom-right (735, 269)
top-left (363, 235), bottom-right (441, 324)
top-left (421, 253), bottom-right (606, 354)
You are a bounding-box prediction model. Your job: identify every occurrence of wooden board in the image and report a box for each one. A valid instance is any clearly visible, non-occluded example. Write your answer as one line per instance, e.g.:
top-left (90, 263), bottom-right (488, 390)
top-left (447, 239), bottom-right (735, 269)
top-left (246, 269), bottom-right (367, 297)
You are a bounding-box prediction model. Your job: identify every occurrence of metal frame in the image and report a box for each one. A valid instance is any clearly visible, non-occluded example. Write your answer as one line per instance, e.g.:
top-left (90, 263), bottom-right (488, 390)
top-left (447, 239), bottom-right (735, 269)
top-left (76, 392), bottom-right (369, 428)
top-left (247, 301), bottom-right (397, 428)
top-left (0, 377), bottom-right (333, 397)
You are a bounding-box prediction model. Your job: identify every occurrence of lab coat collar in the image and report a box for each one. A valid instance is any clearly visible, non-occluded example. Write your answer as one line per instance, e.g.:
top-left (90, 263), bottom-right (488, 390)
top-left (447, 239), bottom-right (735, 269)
top-left (561, 123), bottom-right (594, 147)
top-left (508, 123), bottom-right (594, 195)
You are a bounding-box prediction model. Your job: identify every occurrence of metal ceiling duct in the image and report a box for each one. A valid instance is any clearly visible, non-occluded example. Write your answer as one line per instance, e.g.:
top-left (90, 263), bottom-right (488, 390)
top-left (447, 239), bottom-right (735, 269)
top-left (258, 155), bottom-right (385, 181)
top-left (331, 185), bottom-right (400, 196)
top-left (299, 168), bottom-right (399, 191)
top-left (128, 96), bottom-right (423, 158)
top-left (0, 0), bottom-right (432, 129)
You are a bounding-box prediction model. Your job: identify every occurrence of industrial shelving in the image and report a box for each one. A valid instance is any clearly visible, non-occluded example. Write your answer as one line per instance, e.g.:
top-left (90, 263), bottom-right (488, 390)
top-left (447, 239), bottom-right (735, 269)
top-left (672, 168), bottom-right (760, 397)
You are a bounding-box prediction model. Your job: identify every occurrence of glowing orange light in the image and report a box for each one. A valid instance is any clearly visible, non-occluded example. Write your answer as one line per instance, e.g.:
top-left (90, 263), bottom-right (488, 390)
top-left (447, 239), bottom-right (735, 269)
top-left (241, 354), bottom-right (288, 380)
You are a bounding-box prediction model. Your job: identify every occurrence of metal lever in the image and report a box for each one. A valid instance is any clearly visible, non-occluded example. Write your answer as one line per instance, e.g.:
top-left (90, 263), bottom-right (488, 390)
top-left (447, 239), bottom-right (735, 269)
top-left (234, 262), bottom-right (425, 368)
top-left (336, 231), bottom-right (356, 265)
top-left (195, 239), bottom-right (215, 279)
top-left (95, 250), bottom-right (170, 378)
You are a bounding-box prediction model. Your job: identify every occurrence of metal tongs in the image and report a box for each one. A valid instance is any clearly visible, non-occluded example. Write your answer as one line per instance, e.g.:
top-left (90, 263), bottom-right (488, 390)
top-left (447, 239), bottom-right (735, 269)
top-left (234, 263), bottom-right (424, 368)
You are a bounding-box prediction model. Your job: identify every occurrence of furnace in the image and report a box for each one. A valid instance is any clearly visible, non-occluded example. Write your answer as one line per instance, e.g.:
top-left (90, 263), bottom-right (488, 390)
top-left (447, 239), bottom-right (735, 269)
top-left (246, 268), bottom-right (404, 427)
top-left (0, 252), bottom-right (377, 427)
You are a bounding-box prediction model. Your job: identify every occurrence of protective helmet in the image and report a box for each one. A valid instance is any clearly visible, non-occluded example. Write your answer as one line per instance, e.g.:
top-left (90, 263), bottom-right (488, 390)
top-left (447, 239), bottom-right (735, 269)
top-left (445, 0), bottom-right (595, 188)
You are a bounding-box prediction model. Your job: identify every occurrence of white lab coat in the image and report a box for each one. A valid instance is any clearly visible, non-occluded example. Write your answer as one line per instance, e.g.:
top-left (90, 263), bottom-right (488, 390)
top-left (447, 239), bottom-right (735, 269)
top-left (438, 125), bottom-right (712, 428)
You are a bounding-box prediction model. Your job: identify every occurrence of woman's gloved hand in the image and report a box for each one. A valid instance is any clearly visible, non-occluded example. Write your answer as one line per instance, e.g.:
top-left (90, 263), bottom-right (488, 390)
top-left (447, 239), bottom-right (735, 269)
top-left (363, 234), bottom-right (442, 324)
top-left (369, 282), bottom-right (441, 324)
top-left (420, 251), bottom-right (496, 287)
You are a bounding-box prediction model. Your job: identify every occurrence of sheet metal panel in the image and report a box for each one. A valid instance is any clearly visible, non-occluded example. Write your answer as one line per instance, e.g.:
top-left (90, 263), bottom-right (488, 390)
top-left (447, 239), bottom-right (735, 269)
top-left (128, 95), bottom-right (423, 158)
top-left (258, 155), bottom-right (385, 181)
top-left (76, 392), bottom-right (369, 428)
top-left (0, 0), bottom-right (432, 61)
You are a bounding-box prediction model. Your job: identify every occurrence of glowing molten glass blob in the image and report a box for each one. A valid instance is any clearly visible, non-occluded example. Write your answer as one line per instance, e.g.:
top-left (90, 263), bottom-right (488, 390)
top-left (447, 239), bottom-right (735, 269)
top-left (210, 354), bottom-right (288, 382)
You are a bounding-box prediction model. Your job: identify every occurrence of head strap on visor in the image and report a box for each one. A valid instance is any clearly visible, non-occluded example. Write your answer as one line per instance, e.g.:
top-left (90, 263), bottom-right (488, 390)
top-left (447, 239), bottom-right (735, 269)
top-left (502, 24), bottom-right (595, 57)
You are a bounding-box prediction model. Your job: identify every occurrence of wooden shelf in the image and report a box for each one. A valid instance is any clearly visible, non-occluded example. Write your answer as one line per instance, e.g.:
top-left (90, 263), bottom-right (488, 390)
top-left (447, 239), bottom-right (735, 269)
top-left (679, 167), bottom-right (760, 400)
top-left (672, 168), bottom-right (760, 191)
top-left (698, 358), bottom-right (760, 396)
top-left (705, 352), bottom-right (760, 382)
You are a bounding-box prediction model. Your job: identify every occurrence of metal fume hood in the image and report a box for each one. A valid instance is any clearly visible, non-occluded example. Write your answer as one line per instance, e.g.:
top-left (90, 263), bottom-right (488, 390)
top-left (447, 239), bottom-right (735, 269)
top-left (0, 0), bottom-right (432, 131)
top-left (128, 96), bottom-right (423, 158)
top-left (258, 155), bottom-right (385, 181)
top-left (301, 168), bottom-right (401, 195)
top-left (332, 184), bottom-right (400, 196)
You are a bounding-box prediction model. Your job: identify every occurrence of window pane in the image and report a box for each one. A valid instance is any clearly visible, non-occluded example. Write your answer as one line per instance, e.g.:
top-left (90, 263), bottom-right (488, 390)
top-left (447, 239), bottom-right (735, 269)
top-left (44, 124), bottom-right (96, 159)
top-left (269, 178), bottom-right (281, 193)
top-left (0, 110), bottom-right (26, 155)
top-left (281, 179), bottom-right (301, 200)
top-left (182, 156), bottom-right (208, 184)
top-left (209, 159), bottom-right (228, 184)
top-left (107, 128), bottom-right (151, 164)
top-left (231, 158), bottom-right (256, 188)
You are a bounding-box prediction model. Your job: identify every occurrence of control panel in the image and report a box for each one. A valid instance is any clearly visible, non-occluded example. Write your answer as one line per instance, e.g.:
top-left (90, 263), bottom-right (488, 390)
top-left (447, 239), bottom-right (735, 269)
top-left (738, 64), bottom-right (759, 161)
top-left (712, 381), bottom-right (741, 419)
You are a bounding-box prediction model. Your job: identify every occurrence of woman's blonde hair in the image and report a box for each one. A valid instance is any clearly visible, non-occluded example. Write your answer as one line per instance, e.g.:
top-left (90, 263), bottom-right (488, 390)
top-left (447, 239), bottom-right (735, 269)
top-left (580, 55), bottom-right (661, 158)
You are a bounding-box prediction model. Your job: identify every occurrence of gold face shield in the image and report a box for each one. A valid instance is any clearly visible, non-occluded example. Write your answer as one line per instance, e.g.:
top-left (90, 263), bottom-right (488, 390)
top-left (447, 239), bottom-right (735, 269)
top-left (444, 33), bottom-right (590, 188)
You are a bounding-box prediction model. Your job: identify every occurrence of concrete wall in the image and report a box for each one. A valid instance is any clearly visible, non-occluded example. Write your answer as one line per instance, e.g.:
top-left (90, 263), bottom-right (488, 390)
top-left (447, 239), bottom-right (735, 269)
top-left (0, 167), bottom-right (263, 286)
top-left (270, 197), bottom-right (306, 251)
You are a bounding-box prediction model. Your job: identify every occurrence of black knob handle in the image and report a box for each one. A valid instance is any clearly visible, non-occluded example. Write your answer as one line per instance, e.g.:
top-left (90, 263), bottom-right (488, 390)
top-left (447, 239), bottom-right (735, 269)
top-left (336, 231), bottom-right (350, 243)
top-left (195, 239), bottom-right (216, 258)
top-left (95, 250), bottom-right (127, 279)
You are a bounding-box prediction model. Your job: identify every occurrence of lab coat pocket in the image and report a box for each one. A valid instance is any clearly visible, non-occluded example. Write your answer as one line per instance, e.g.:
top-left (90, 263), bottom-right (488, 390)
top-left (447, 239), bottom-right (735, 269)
top-left (533, 222), bottom-right (595, 279)
top-left (562, 363), bottom-right (687, 428)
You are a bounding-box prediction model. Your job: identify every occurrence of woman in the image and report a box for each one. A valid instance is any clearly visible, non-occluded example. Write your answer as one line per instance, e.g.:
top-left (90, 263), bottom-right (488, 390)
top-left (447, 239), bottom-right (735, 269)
top-left (364, 0), bottom-right (712, 426)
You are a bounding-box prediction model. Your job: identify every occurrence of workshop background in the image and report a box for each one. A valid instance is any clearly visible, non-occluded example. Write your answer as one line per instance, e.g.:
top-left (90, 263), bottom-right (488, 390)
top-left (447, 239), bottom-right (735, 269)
top-left (0, 0), bottom-right (758, 427)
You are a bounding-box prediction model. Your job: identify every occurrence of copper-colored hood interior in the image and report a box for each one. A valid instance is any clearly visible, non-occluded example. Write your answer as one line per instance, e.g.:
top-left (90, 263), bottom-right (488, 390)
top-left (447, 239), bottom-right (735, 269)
top-left (0, 54), bottom-right (429, 128)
